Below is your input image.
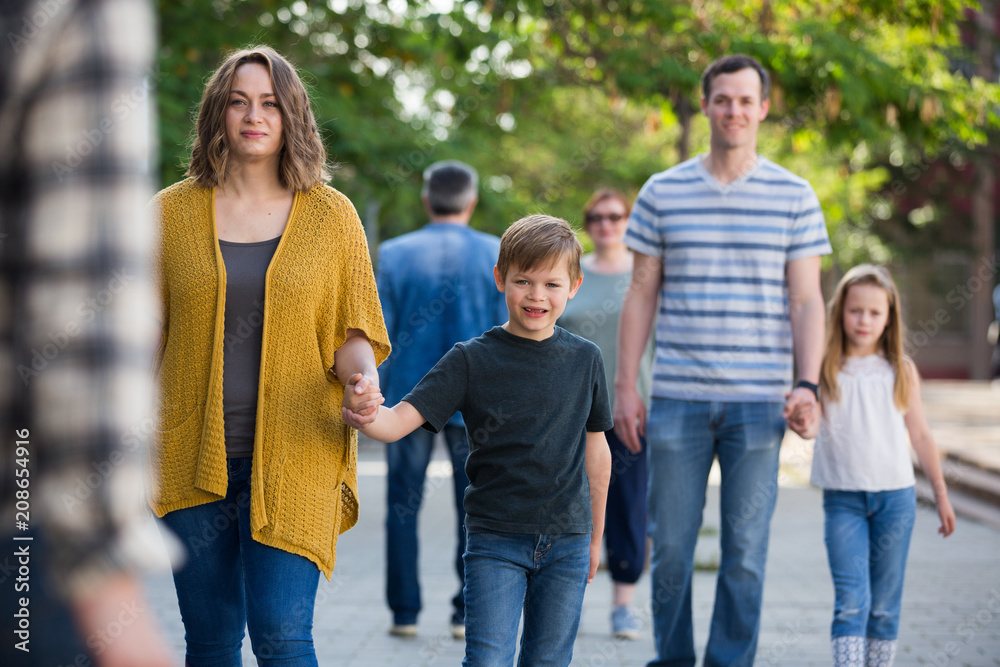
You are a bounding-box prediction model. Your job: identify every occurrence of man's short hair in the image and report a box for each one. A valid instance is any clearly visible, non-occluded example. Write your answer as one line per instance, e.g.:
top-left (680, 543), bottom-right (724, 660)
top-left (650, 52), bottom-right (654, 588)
top-left (496, 214), bottom-right (582, 284)
top-left (701, 54), bottom-right (770, 102)
top-left (422, 160), bottom-right (478, 216)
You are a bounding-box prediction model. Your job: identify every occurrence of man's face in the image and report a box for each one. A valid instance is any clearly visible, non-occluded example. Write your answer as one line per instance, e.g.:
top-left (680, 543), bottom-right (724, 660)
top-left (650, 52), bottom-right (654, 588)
top-left (700, 68), bottom-right (770, 152)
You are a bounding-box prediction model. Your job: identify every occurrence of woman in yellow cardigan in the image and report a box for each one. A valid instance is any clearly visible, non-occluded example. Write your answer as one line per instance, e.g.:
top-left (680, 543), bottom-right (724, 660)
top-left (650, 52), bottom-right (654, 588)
top-left (150, 46), bottom-right (389, 666)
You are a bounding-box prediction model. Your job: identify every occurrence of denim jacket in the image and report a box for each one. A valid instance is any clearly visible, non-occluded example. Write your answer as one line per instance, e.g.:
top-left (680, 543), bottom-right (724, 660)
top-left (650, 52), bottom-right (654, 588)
top-left (377, 222), bottom-right (507, 427)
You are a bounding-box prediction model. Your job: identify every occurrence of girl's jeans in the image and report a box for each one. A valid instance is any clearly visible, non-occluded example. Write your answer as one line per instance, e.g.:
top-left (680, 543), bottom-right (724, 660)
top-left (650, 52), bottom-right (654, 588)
top-left (823, 487), bottom-right (916, 640)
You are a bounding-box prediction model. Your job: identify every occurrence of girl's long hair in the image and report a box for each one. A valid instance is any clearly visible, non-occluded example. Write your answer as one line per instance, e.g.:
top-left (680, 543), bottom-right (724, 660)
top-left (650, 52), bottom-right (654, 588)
top-left (820, 264), bottom-right (911, 410)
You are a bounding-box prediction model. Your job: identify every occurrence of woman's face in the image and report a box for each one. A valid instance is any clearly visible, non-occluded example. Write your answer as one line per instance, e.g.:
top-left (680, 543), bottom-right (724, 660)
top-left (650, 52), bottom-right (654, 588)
top-left (585, 197), bottom-right (629, 250)
top-left (225, 63), bottom-right (284, 164)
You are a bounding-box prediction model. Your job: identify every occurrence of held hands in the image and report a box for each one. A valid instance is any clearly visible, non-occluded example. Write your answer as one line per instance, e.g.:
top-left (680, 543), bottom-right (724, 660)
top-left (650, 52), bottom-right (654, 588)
top-left (341, 372), bottom-right (384, 429)
top-left (783, 386), bottom-right (819, 439)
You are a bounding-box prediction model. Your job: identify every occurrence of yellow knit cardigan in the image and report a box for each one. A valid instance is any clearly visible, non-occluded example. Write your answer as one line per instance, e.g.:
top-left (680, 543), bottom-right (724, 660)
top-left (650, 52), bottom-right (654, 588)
top-left (149, 178), bottom-right (389, 578)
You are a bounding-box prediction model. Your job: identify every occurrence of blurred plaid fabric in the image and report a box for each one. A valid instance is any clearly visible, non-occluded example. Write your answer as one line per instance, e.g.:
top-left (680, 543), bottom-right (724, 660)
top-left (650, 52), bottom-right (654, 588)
top-left (0, 0), bottom-right (164, 596)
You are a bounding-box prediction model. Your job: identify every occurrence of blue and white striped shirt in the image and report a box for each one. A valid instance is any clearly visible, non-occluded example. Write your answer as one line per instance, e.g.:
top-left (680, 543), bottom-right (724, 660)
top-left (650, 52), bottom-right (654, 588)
top-left (625, 155), bottom-right (831, 402)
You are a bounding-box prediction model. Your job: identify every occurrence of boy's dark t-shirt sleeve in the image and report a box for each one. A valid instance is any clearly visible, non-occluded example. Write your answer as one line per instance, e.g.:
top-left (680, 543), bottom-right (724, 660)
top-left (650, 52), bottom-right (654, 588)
top-left (588, 353), bottom-right (614, 434)
top-left (401, 344), bottom-right (468, 433)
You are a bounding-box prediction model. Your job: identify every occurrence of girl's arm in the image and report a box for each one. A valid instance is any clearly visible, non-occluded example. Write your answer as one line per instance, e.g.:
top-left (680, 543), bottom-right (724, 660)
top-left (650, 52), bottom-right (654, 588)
top-left (903, 359), bottom-right (956, 537)
top-left (584, 431), bottom-right (612, 583)
top-left (341, 389), bottom-right (426, 443)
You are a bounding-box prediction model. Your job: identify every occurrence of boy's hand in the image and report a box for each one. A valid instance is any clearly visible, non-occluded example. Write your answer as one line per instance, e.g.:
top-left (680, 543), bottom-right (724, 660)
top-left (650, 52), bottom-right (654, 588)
top-left (588, 540), bottom-right (600, 583)
top-left (342, 372), bottom-right (383, 428)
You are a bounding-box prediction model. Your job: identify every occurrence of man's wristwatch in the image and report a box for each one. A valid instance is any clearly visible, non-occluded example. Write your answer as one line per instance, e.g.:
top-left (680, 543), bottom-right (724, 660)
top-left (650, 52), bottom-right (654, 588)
top-left (795, 380), bottom-right (819, 401)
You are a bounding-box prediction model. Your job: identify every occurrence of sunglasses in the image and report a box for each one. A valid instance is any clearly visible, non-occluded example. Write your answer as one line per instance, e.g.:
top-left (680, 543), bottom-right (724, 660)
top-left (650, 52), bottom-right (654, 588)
top-left (585, 212), bottom-right (626, 224)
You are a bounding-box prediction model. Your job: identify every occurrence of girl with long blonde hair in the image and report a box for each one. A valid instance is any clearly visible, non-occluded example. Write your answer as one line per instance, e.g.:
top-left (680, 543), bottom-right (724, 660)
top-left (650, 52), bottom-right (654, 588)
top-left (807, 264), bottom-right (955, 667)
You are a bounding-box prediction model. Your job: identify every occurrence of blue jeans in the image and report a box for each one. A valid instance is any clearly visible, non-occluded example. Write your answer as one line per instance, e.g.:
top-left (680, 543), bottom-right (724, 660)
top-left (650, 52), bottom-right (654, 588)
top-left (160, 457), bottom-right (320, 667)
top-left (823, 487), bottom-right (916, 640)
top-left (386, 424), bottom-right (469, 625)
top-left (463, 530), bottom-right (590, 667)
top-left (645, 398), bottom-right (785, 667)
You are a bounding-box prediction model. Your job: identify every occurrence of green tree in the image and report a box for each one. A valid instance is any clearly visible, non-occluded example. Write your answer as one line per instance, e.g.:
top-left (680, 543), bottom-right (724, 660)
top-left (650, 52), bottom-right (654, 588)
top-left (157, 1), bottom-right (1000, 263)
top-left (444, 0), bottom-right (1000, 266)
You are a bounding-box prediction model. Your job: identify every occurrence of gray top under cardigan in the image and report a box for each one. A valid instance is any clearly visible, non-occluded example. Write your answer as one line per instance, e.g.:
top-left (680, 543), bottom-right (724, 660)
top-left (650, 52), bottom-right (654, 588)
top-left (219, 236), bottom-right (281, 459)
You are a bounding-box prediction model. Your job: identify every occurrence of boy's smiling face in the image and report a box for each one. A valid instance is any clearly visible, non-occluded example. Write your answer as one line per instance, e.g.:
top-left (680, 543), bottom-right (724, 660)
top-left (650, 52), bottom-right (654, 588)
top-left (494, 256), bottom-right (582, 341)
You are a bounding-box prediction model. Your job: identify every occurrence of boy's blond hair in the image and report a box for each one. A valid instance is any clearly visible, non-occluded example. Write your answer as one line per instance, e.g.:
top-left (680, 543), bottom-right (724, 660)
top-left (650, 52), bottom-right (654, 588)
top-left (496, 214), bottom-right (583, 284)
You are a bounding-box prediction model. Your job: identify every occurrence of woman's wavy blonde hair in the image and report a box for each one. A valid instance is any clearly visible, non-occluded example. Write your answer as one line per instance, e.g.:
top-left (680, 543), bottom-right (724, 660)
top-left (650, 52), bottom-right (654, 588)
top-left (820, 264), bottom-right (911, 410)
top-left (187, 45), bottom-right (329, 190)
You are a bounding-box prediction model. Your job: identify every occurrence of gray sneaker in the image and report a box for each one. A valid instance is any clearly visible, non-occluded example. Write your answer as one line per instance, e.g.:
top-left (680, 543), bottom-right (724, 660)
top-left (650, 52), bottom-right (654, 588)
top-left (611, 605), bottom-right (641, 640)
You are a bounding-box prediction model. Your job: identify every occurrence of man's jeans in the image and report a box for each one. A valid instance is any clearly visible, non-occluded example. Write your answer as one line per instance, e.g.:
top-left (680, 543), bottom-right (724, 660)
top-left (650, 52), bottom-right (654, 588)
top-left (823, 487), bottom-right (915, 640)
top-left (160, 457), bottom-right (320, 667)
top-left (646, 398), bottom-right (785, 667)
top-left (386, 425), bottom-right (469, 625)
top-left (462, 530), bottom-right (590, 667)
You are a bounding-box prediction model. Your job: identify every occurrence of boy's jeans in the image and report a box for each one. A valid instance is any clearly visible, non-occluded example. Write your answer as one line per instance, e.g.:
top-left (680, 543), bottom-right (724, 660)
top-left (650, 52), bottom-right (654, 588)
top-left (823, 487), bottom-right (916, 640)
top-left (645, 398), bottom-right (786, 667)
top-left (160, 457), bottom-right (320, 667)
top-left (462, 529), bottom-right (590, 667)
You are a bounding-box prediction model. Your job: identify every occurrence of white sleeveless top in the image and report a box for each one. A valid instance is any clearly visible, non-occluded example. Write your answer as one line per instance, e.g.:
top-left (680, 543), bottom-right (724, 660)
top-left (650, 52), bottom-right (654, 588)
top-left (810, 354), bottom-right (915, 491)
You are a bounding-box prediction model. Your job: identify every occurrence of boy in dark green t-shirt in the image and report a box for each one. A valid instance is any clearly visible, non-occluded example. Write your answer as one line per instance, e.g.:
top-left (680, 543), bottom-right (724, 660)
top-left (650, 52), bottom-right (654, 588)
top-left (343, 215), bottom-right (613, 666)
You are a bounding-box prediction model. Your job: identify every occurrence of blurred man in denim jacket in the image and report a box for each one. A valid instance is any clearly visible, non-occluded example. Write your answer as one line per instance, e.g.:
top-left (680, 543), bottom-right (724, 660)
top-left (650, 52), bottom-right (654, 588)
top-left (376, 160), bottom-right (507, 639)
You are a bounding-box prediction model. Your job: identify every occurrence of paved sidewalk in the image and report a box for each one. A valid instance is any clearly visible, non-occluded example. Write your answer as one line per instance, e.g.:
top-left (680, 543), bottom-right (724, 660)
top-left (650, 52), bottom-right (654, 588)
top-left (143, 417), bottom-right (1000, 665)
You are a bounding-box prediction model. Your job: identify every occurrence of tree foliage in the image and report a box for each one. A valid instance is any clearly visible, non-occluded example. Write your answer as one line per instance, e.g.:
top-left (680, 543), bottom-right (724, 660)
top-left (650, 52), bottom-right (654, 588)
top-left (156, 0), bottom-right (999, 266)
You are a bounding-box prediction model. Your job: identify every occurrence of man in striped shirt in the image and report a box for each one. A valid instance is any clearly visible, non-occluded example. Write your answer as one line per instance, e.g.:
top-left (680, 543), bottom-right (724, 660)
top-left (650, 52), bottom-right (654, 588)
top-left (614, 54), bottom-right (829, 667)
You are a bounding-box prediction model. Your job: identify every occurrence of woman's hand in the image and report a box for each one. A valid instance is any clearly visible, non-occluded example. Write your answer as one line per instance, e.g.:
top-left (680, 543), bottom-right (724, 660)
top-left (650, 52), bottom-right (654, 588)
top-left (342, 372), bottom-right (383, 428)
